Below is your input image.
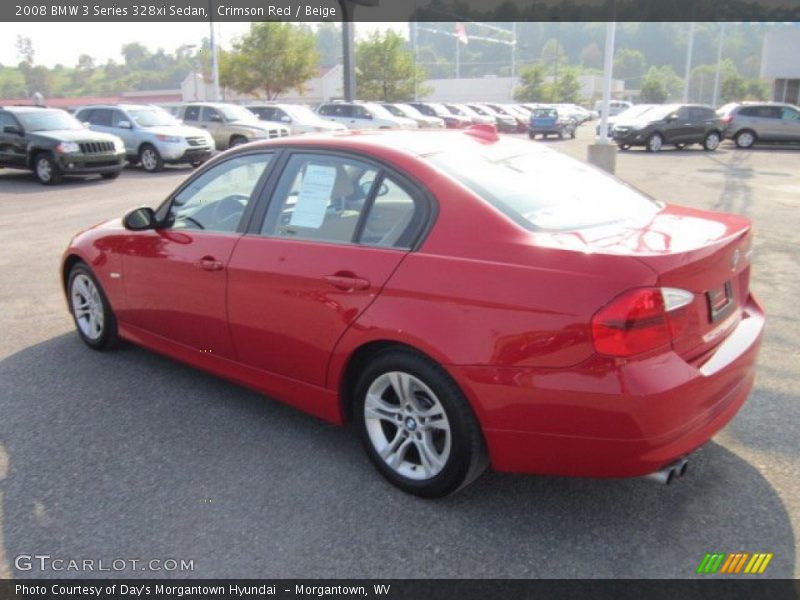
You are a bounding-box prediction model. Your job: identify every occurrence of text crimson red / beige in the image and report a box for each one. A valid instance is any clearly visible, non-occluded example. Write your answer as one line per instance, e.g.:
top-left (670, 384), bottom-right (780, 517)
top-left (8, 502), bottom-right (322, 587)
top-left (217, 4), bottom-right (337, 18)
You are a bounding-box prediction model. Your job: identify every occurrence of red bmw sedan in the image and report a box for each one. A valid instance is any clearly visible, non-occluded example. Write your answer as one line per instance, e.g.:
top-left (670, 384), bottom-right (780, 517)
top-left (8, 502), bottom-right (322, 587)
top-left (62, 126), bottom-right (764, 497)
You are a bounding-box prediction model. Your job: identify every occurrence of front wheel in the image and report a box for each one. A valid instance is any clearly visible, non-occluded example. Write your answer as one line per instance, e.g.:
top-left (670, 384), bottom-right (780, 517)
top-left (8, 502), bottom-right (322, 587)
top-left (703, 131), bottom-right (721, 151)
top-left (67, 263), bottom-right (119, 350)
top-left (34, 153), bottom-right (63, 185)
top-left (646, 132), bottom-right (663, 152)
top-left (139, 144), bottom-right (164, 172)
top-left (354, 350), bottom-right (487, 498)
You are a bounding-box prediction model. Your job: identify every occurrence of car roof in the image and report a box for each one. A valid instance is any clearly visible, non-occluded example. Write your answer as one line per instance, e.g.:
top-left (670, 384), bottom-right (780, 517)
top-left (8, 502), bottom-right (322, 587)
top-left (1, 105), bottom-right (61, 113)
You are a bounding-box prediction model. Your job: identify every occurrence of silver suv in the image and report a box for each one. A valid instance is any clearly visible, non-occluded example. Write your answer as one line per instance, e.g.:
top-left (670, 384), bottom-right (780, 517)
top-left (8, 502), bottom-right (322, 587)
top-left (177, 103), bottom-right (290, 151)
top-left (717, 102), bottom-right (800, 148)
top-left (77, 104), bottom-right (215, 172)
top-left (317, 101), bottom-right (417, 130)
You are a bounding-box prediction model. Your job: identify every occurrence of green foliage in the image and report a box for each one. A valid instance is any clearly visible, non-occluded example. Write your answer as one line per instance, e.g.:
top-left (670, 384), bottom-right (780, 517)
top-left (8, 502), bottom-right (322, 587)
top-left (514, 63), bottom-right (547, 102)
top-left (355, 30), bottom-right (429, 102)
top-left (613, 48), bottom-right (646, 90)
top-left (551, 67), bottom-right (582, 103)
top-left (640, 67), bottom-right (668, 103)
top-left (219, 22), bottom-right (318, 100)
top-left (745, 79), bottom-right (768, 101)
top-left (580, 43), bottom-right (602, 70)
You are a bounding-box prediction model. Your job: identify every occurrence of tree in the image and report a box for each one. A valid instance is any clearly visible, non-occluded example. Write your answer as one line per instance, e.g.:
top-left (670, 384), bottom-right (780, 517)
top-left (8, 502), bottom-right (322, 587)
top-left (640, 67), bottom-right (668, 103)
top-left (355, 30), bottom-right (429, 102)
top-left (721, 70), bottom-right (747, 103)
top-left (540, 38), bottom-right (566, 66)
top-left (316, 23), bottom-right (342, 68)
top-left (553, 67), bottom-right (582, 103)
top-left (220, 22), bottom-right (318, 100)
top-left (579, 43), bottom-right (602, 70)
top-left (514, 63), bottom-right (547, 102)
top-left (16, 36), bottom-right (34, 65)
top-left (614, 48), bottom-right (646, 90)
top-left (745, 79), bottom-right (768, 101)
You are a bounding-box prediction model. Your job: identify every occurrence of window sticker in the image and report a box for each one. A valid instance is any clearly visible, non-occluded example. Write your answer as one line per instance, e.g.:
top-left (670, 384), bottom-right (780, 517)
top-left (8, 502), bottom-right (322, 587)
top-left (289, 164), bottom-right (336, 229)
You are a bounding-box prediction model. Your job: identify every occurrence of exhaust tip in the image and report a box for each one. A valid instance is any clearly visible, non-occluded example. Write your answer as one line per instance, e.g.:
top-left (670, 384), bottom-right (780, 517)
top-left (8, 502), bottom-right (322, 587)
top-left (676, 458), bottom-right (689, 478)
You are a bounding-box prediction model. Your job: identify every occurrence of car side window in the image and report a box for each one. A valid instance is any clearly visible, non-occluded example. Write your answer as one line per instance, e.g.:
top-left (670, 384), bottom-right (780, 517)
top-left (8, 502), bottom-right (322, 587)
top-left (676, 107), bottom-right (690, 120)
top-left (361, 176), bottom-right (420, 249)
top-left (91, 109), bottom-right (112, 127)
top-left (318, 105), bottom-right (333, 116)
top-left (0, 112), bottom-right (16, 130)
top-left (781, 107), bottom-right (799, 121)
top-left (111, 110), bottom-right (127, 127)
top-left (352, 105), bottom-right (370, 119)
top-left (201, 107), bottom-right (221, 122)
top-left (183, 106), bottom-right (200, 121)
top-left (261, 154), bottom-right (379, 244)
top-left (167, 153), bottom-right (273, 233)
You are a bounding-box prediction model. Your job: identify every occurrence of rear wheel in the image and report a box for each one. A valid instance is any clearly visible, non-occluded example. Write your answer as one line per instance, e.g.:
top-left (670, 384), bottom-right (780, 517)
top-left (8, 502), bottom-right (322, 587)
top-left (34, 153), bottom-right (62, 185)
top-left (139, 144), bottom-right (163, 172)
top-left (354, 349), bottom-right (487, 498)
top-left (646, 132), bottom-right (663, 152)
top-left (67, 263), bottom-right (119, 350)
top-left (703, 131), bottom-right (721, 151)
top-left (735, 129), bottom-right (756, 149)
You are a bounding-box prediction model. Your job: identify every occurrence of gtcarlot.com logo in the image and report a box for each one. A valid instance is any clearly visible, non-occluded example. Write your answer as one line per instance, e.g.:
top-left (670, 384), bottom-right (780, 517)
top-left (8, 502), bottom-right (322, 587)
top-left (697, 552), bottom-right (773, 575)
top-left (15, 554), bottom-right (194, 573)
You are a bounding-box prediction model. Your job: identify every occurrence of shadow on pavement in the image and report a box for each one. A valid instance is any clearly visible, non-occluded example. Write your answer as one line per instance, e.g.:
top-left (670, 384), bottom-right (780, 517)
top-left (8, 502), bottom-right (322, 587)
top-left (0, 334), bottom-right (794, 579)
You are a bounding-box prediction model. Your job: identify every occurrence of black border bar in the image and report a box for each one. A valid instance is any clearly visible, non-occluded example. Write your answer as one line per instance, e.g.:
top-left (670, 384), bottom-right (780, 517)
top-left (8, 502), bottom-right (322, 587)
top-left (2, 0), bottom-right (800, 22)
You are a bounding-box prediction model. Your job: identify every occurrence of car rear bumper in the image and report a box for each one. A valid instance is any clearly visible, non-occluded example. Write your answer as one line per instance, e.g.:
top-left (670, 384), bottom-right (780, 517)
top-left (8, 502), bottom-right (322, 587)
top-left (450, 294), bottom-right (765, 478)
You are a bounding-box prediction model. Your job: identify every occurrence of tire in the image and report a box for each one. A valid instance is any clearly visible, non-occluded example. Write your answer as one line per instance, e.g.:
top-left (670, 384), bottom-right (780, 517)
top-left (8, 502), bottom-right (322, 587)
top-left (139, 144), bottom-right (164, 172)
top-left (570, 129), bottom-right (576, 139)
top-left (34, 153), bottom-right (62, 185)
top-left (645, 132), bottom-right (663, 152)
top-left (735, 129), bottom-right (756, 149)
top-left (703, 131), bottom-right (721, 151)
top-left (67, 263), bottom-right (119, 350)
top-left (528, 132), bottom-right (535, 140)
top-left (229, 135), bottom-right (248, 148)
top-left (101, 170), bottom-right (121, 180)
top-left (354, 349), bottom-right (488, 498)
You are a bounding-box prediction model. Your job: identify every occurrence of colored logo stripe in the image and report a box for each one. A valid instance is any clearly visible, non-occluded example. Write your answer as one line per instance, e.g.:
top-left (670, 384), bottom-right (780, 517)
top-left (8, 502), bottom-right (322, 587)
top-left (697, 553), bottom-right (773, 574)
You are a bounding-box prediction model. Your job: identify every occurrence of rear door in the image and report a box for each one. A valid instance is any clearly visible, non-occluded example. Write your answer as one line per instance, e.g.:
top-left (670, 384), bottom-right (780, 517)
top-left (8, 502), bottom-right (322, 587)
top-left (0, 111), bottom-right (26, 167)
top-left (110, 109), bottom-right (136, 155)
top-left (664, 106), bottom-right (695, 143)
top-left (227, 151), bottom-right (430, 386)
top-left (779, 106), bottom-right (800, 141)
top-left (200, 106), bottom-right (226, 148)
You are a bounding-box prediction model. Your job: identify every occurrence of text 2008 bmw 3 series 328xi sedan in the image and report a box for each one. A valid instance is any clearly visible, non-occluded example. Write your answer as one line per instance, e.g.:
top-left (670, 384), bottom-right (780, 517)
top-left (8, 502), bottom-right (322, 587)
top-left (62, 125), bottom-right (764, 497)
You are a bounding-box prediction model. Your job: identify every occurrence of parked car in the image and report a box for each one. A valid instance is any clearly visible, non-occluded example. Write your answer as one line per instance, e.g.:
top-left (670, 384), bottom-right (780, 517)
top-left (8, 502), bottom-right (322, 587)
top-left (0, 106), bottom-right (125, 184)
top-left (246, 103), bottom-right (346, 135)
top-left (613, 104), bottom-right (723, 152)
top-left (62, 128), bottom-right (764, 497)
top-left (528, 106), bottom-right (577, 139)
top-left (484, 103), bottom-right (529, 132)
top-left (176, 102), bottom-right (289, 151)
top-left (381, 103), bottom-right (445, 128)
top-left (596, 104), bottom-right (656, 138)
top-left (76, 104), bottom-right (215, 173)
top-left (317, 101), bottom-right (417, 130)
top-left (717, 102), bottom-right (800, 148)
top-left (467, 103), bottom-right (518, 133)
top-left (594, 100), bottom-right (633, 117)
top-left (407, 102), bottom-right (470, 129)
top-left (443, 103), bottom-right (495, 126)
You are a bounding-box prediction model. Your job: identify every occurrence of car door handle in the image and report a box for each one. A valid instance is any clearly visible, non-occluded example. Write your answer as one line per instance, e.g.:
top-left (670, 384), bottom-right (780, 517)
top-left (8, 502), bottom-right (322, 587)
top-left (196, 256), bottom-right (224, 271)
top-left (323, 273), bottom-right (370, 291)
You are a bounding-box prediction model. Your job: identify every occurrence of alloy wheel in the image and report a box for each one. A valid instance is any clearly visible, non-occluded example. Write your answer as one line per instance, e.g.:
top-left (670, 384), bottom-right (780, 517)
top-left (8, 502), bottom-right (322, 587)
top-left (36, 157), bottom-right (52, 182)
top-left (364, 371), bottom-right (452, 480)
top-left (71, 273), bottom-right (105, 341)
top-left (141, 148), bottom-right (158, 171)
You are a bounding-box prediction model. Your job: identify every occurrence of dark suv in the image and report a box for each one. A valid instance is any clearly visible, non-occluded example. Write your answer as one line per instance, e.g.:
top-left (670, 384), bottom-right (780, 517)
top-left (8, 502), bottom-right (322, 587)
top-left (0, 106), bottom-right (125, 184)
top-left (613, 104), bottom-right (723, 152)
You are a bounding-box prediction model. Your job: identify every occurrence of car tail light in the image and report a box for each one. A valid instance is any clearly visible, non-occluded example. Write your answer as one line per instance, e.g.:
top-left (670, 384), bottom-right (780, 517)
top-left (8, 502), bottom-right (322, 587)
top-left (592, 287), bottom-right (694, 357)
top-left (720, 115), bottom-right (733, 125)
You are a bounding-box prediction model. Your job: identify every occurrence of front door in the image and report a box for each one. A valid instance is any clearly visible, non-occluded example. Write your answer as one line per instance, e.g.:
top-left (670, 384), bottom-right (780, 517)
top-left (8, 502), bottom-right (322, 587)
top-left (120, 152), bottom-right (275, 358)
top-left (227, 151), bottom-right (425, 386)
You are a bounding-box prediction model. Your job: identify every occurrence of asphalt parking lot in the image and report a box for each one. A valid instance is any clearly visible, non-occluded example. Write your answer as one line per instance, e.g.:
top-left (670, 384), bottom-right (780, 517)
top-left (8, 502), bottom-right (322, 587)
top-left (0, 126), bottom-right (797, 579)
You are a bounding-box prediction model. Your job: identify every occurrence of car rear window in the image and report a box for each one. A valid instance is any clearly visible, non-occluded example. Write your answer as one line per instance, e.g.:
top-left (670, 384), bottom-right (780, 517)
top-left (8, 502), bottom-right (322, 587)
top-left (428, 138), bottom-right (661, 231)
top-left (532, 108), bottom-right (557, 118)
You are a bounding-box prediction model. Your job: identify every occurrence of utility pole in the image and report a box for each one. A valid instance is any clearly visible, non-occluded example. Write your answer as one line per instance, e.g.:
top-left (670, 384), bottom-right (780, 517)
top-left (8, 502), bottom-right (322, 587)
top-left (683, 22), bottom-right (695, 102)
top-left (412, 22), bottom-right (418, 100)
top-left (209, 11), bottom-right (220, 101)
top-left (712, 23), bottom-right (726, 108)
top-left (510, 22), bottom-right (517, 100)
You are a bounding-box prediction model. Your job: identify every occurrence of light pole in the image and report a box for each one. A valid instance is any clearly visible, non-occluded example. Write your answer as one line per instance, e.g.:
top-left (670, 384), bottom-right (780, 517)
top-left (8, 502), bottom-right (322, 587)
top-left (711, 23), bottom-right (726, 108)
top-left (683, 22), bottom-right (695, 102)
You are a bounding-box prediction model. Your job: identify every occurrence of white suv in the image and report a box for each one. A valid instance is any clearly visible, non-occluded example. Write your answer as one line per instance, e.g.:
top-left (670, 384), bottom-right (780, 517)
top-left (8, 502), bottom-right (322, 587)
top-left (316, 102), bottom-right (417, 130)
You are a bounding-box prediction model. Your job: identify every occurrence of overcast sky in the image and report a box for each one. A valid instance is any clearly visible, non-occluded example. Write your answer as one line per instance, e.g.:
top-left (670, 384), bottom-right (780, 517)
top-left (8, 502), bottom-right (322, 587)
top-left (0, 22), bottom-right (400, 68)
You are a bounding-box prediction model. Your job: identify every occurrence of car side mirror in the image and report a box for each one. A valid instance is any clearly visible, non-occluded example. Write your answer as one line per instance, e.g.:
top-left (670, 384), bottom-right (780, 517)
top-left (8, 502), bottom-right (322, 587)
top-left (365, 113), bottom-right (373, 120)
top-left (82, 121), bottom-right (91, 128)
top-left (210, 114), bottom-right (222, 122)
top-left (666, 113), bottom-right (678, 122)
top-left (123, 207), bottom-right (157, 231)
top-left (118, 120), bottom-right (132, 129)
top-left (3, 125), bottom-right (22, 135)
top-left (280, 115), bottom-right (291, 123)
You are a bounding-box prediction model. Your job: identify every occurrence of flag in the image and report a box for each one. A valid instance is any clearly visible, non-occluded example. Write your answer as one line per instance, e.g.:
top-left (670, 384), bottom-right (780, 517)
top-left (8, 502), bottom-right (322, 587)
top-left (455, 22), bottom-right (468, 45)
